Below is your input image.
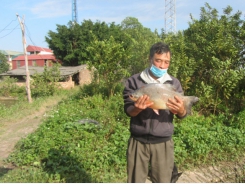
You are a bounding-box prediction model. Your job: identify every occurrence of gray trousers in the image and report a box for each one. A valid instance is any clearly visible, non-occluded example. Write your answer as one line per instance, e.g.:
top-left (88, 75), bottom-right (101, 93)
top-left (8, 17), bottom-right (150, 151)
top-left (127, 137), bottom-right (174, 183)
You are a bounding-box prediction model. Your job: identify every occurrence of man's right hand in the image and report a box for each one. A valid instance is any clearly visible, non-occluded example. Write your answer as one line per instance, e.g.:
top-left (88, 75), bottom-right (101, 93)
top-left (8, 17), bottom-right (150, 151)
top-left (134, 95), bottom-right (153, 109)
top-left (127, 95), bottom-right (154, 117)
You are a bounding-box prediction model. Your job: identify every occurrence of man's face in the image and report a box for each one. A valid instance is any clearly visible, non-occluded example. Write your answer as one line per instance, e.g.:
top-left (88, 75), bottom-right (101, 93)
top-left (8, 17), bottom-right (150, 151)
top-left (151, 52), bottom-right (170, 69)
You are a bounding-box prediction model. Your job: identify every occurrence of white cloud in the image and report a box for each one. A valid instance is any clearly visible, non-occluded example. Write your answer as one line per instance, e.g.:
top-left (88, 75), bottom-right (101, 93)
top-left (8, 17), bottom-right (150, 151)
top-left (77, 0), bottom-right (165, 25)
top-left (30, 0), bottom-right (71, 18)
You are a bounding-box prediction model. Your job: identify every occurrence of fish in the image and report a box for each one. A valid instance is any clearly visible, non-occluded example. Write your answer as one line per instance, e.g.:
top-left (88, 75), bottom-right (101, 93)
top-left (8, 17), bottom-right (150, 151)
top-left (129, 83), bottom-right (199, 115)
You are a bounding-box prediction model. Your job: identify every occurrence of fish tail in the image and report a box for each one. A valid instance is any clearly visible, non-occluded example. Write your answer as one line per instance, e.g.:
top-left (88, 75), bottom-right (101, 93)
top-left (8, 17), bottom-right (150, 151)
top-left (183, 96), bottom-right (199, 115)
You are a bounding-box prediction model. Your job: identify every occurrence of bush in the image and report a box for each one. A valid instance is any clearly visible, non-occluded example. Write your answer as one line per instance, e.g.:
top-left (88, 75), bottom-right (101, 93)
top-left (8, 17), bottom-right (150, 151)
top-left (0, 77), bottom-right (25, 97)
top-left (31, 64), bottom-right (61, 97)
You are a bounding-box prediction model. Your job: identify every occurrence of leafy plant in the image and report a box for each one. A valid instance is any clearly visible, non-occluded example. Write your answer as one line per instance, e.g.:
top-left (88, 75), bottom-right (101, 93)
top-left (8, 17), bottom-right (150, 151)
top-left (30, 64), bottom-right (61, 97)
top-left (0, 76), bottom-right (25, 97)
top-left (0, 52), bottom-right (10, 74)
top-left (181, 3), bottom-right (245, 115)
top-left (86, 35), bottom-right (131, 96)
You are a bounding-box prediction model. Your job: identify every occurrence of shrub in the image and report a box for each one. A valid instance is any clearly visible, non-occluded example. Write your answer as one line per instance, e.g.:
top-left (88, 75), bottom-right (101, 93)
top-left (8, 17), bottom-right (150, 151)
top-left (0, 77), bottom-right (25, 97)
top-left (31, 64), bottom-right (61, 97)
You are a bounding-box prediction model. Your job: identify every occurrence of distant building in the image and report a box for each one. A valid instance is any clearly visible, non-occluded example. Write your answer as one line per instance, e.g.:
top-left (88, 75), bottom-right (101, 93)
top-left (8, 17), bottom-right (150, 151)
top-left (0, 65), bottom-right (93, 89)
top-left (0, 50), bottom-right (23, 61)
top-left (0, 50), bottom-right (23, 69)
top-left (0, 45), bottom-right (94, 89)
top-left (26, 45), bottom-right (53, 55)
top-left (11, 45), bottom-right (60, 70)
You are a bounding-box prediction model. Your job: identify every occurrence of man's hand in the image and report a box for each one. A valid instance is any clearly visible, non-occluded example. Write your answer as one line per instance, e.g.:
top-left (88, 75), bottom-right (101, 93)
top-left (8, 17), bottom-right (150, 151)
top-left (127, 95), bottom-right (154, 117)
top-left (134, 95), bottom-right (153, 110)
top-left (166, 96), bottom-right (186, 117)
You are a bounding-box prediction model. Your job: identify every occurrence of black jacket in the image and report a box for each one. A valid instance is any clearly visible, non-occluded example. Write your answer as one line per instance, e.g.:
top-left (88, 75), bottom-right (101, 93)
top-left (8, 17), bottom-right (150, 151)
top-left (123, 72), bottom-right (184, 144)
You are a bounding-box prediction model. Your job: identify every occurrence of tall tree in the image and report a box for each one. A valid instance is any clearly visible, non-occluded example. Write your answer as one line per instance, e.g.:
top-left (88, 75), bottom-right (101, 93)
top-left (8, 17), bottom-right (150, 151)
top-left (182, 3), bottom-right (245, 115)
top-left (164, 32), bottom-right (197, 92)
top-left (45, 20), bottom-right (125, 66)
top-left (121, 17), bottom-right (162, 75)
top-left (86, 35), bottom-right (132, 96)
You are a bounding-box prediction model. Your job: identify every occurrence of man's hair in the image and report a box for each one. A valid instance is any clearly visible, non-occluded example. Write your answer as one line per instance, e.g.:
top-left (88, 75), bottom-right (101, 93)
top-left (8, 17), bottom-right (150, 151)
top-left (149, 42), bottom-right (171, 60)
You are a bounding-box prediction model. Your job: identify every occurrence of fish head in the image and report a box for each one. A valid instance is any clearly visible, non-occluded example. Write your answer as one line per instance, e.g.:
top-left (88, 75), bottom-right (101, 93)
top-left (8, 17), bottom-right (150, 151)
top-left (129, 90), bottom-right (143, 102)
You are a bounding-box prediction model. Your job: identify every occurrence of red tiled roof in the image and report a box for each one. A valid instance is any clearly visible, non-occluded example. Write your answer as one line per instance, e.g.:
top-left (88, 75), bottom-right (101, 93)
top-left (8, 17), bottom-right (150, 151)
top-left (13, 54), bottom-right (56, 61)
top-left (26, 45), bottom-right (53, 52)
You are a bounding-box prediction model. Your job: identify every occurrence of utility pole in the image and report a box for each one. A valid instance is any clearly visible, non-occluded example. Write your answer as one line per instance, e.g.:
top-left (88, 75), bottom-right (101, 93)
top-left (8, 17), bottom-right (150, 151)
top-left (16, 14), bottom-right (32, 103)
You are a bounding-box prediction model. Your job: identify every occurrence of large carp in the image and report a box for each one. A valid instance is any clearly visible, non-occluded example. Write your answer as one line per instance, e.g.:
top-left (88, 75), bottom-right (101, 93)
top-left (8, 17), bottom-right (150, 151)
top-left (129, 83), bottom-right (199, 115)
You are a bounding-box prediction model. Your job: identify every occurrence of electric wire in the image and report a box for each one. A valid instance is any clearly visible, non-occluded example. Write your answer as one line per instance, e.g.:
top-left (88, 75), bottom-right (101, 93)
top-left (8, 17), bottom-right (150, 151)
top-left (0, 17), bottom-right (18, 33)
top-left (0, 24), bottom-right (20, 39)
top-left (1, 17), bottom-right (51, 63)
top-left (24, 23), bottom-right (50, 61)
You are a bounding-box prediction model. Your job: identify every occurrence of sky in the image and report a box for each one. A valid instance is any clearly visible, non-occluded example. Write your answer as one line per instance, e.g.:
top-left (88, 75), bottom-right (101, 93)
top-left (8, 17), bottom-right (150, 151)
top-left (0, 0), bottom-right (244, 52)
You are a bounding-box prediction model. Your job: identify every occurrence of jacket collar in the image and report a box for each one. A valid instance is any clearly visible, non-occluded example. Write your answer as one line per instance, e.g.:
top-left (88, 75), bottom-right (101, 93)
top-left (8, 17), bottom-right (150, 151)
top-left (140, 68), bottom-right (172, 84)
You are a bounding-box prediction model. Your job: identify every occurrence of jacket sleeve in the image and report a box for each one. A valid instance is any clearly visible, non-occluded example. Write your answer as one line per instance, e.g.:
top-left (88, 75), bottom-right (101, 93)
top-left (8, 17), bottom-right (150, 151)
top-left (122, 77), bottom-right (137, 117)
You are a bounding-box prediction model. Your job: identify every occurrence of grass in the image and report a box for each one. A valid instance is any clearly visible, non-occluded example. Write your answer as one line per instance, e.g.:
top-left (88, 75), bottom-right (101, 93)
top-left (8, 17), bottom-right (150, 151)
top-left (0, 88), bottom-right (79, 125)
top-left (0, 88), bottom-right (129, 182)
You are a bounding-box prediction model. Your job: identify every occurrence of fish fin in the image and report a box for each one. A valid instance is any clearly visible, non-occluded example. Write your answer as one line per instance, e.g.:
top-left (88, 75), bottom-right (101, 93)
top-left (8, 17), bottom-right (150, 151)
top-left (153, 109), bottom-right (159, 115)
top-left (145, 100), bottom-right (154, 106)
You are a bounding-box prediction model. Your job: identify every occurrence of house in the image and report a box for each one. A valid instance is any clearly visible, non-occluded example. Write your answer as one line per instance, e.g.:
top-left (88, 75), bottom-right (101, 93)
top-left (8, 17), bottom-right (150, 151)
top-left (0, 50), bottom-right (23, 62)
top-left (26, 45), bottom-right (53, 55)
top-left (11, 45), bottom-right (60, 70)
top-left (0, 65), bottom-right (93, 89)
top-left (0, 45), bottom-right (94, 89)
top-left (0, 50), bottom-right (23, 69)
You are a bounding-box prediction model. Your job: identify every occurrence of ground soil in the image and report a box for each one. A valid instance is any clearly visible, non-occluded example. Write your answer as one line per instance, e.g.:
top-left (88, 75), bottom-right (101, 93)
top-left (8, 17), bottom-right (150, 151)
top-left (0, 99), bottom-right (244, 183)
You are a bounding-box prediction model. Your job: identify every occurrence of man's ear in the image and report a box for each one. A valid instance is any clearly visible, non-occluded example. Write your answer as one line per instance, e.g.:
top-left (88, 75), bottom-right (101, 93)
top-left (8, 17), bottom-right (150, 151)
top-left (149, 57), bottom-right (153, 64)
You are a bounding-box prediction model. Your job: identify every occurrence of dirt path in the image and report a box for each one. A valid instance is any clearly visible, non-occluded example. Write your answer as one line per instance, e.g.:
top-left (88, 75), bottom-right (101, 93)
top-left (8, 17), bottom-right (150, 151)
top-left (0, 99), bottom-right (60, 166)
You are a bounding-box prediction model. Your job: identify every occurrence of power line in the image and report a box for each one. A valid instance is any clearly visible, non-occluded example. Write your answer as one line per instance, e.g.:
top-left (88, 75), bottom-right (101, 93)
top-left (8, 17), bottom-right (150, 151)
top-left (0, 17), bottom-right (18, 33)
top-left (24, 23), bottom-right (47, 60)
top-left (0, 23), bottom-right (20, 39)
top-left (25, 24), bottom-right (37, 46)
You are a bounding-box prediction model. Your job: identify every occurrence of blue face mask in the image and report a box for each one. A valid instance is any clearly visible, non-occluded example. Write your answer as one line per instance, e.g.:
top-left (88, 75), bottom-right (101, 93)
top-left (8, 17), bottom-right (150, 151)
top-left (150, 64), bottom-right (168, 78)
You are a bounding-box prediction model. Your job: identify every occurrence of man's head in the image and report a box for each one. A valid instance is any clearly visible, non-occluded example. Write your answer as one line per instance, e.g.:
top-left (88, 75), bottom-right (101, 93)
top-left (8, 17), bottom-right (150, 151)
top-left (149, 42), bottom-right (171, 78)
top-left (149, 42), bottom-right (171, 60)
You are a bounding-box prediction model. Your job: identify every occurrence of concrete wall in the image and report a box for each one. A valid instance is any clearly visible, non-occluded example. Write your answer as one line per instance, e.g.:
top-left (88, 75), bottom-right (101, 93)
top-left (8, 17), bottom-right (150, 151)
top-left (58, 75), bottom-right (74, 89)
top-left (78, 67), bottom-right (93, 85)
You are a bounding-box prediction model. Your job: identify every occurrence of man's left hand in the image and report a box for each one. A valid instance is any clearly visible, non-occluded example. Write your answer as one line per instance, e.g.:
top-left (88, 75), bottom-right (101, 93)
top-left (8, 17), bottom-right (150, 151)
top-left (166, 96), bottom-right (186, 117)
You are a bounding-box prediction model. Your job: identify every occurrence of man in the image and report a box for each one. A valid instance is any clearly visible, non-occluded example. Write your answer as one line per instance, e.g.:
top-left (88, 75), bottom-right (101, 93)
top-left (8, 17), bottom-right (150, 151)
top-left (123, 42), bottom-right (187, 183)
